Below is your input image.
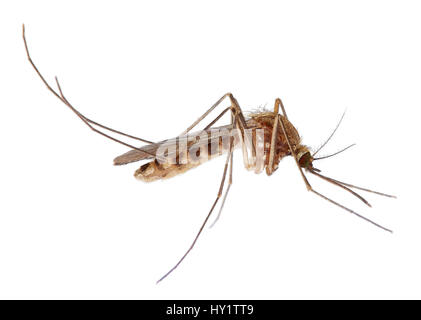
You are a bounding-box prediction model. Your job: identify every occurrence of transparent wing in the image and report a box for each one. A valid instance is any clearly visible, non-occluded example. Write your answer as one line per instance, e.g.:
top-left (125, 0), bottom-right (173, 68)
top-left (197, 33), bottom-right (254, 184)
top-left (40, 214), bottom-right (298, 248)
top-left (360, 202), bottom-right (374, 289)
top-left (113, 124), bottom-right (238, 165)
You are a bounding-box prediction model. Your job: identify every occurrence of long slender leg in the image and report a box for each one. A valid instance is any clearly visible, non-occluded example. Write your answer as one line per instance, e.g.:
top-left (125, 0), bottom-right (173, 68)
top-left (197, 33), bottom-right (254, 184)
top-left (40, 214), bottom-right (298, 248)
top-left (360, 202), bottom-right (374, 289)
top-left (278, 98), bottom-right (288, 120)
top-left (230, 95), bottom-right (257, 167)
top-left (315, 175), bottom-right (396, 198)
top-left (156, 132), bottom-right (235, 283)
top-left (275, 100), bottom-right (312, 190)
top-left (309, 169), bottom-right (371, 207)
top-left (203, 107), bottom-right (232, 131)
top-left (209, 113), bottom-right (235, 229)
top-left (54, 77), bottom-right (161, 160)
top-left (180, 93), bottom-right (235, 136)
top-left (310, 189), bottom-right (392, 232)
top-left (209, 107), bottom-right (249, 228)
top-left (276, 98), bottom-right (392, 233)
top-left (181, 93), bottom-right (256, 170)
top-left (209, 151), bottom-right (233, 228)
top-left (217, 96), bottom-right (256, 171)
top-left (234, 116), bottom-right (252, 170)
top-left (23, 25), bottom-right (158, 156)
top-left (266, 99), bottom-right (281, 175)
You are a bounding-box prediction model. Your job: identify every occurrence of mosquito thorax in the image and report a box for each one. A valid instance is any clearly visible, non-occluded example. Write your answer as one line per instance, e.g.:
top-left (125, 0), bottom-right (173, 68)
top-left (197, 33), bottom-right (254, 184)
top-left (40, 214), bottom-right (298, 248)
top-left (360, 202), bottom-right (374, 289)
top-left (296, 146), bottom-right (313, 169)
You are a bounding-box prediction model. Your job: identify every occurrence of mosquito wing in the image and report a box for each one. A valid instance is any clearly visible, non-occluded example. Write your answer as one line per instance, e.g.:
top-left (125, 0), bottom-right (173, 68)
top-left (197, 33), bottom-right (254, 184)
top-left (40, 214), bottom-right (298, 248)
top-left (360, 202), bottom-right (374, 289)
top-left (113, 143), bottom-right (157, 165)
top-left (113, 124), bottom-right (237, 165)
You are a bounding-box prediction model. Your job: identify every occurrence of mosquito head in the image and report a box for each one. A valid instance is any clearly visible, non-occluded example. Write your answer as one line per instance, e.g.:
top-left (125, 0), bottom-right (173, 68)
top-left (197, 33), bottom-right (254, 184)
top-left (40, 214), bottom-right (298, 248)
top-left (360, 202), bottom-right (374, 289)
top-left (296, 145), bottom-right (314, 170)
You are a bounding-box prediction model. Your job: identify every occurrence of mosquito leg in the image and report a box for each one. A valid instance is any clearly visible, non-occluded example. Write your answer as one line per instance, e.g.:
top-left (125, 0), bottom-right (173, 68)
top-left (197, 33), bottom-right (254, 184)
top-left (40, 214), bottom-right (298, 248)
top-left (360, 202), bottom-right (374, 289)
top-left (229, 95), bottom-right (257, 166)
top-left (317, 175), bottom-right (396, 199)
top-left (276, 98), bottom-right (392, 233)
top-left (209, 93), bottom-right (270, 218)
top-left (54, 77), bottom-right (155, 144)
top-left (310, 189), bottom-right (392, 232)
top-left (180, 93), bottom-right (236, 136)
top-left (156, 134), bottom-right (235, 283)
top-left (178, 91), bottom-right (255, 171)
top-left (220, 96), bottom-right (256, 171)
top-left (266, 99), bottom-right (281, 175)
top-left (275, 99), bottom-right (311, 189)
top-left (54, 77), bottom-right (162, 160)
top-left (181, 93), bottom-right (256, 164)
top-left (309, 169), bottom-right (372, 207)
top-left (277, 97), bottom-right (288, 120)
top-left (203, 107), bottom-right (232, 130)
top-left (209, 135), bottom-right (234, 228)
top-left (23, 25), bottom-right (156, 152)
top-left (200, 95), bottom-right (253, 171)
top-left (231, 118), bottom-right (249, 170)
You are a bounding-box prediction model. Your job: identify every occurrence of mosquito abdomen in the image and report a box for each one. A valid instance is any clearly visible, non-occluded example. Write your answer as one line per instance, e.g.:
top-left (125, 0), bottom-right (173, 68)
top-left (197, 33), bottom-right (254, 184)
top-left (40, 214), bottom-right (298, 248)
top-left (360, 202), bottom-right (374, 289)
top-left (134, 160), bottom-right (202, 182)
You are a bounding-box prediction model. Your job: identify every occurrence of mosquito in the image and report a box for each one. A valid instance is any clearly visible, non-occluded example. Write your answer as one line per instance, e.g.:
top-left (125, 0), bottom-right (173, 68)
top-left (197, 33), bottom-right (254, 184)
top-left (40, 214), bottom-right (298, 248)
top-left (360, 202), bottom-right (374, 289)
top-left (23, 25), bottom-right (395, 283)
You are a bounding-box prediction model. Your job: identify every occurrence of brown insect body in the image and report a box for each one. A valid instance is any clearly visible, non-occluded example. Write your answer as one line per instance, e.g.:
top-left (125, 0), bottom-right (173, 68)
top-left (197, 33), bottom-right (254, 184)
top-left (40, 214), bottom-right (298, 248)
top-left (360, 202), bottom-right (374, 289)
top-left (127, 112), bottom-right (311, 182)
top-left (135, 159), bottom-right (202, 182)
top-left (247, 111), bottom-right (310, 174)
top-left (129, 125), bottom-right (237, 182)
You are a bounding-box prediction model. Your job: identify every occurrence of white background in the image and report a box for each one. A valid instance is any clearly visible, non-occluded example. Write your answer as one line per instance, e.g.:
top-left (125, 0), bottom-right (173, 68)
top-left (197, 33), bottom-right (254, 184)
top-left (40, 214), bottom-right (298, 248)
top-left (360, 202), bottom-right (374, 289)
top-left (0, 0), bottom-right (419, 299)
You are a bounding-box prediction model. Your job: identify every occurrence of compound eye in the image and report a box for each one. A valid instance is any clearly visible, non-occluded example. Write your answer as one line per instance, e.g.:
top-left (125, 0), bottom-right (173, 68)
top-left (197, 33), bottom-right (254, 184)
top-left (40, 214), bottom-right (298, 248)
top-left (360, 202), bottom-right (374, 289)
top-left (298, 152), bottom-right (312, 168)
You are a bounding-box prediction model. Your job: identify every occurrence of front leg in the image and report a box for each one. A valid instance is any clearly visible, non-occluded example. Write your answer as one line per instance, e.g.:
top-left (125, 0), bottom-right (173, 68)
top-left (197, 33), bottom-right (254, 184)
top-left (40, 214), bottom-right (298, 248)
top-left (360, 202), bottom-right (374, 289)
top-left (276, 99), bottom-right (391, 232)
